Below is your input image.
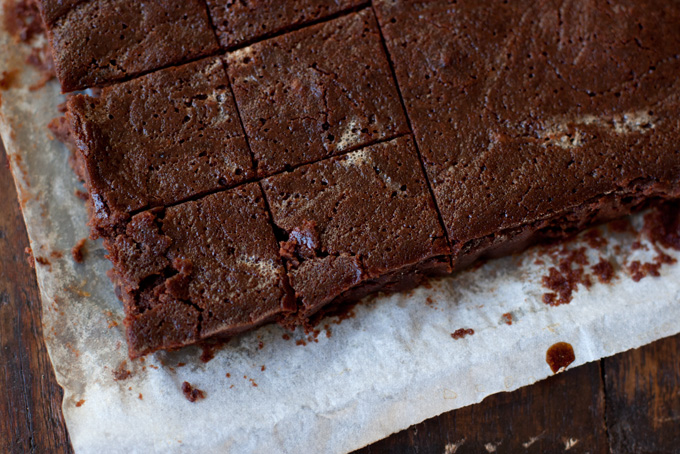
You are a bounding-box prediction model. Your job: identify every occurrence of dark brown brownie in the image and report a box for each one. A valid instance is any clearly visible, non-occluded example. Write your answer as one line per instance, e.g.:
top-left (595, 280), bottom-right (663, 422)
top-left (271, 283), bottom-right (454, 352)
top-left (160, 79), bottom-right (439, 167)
top-left (37, 0), bottom-right (85, 25)
top-left (47, 0), bottom-right (219, 92)
top-left (67, 56), bottom-right (253, 238)
top-left (226, 10), bottom-right (409, 177)
top-left (261, 136), bottom-right (451, 319)
top-left (375, 0), bottom-right (680, 265)
top-left (106, 183), bottom-right (294, 358)
top-left (206, 0), bottom-right (366, 49)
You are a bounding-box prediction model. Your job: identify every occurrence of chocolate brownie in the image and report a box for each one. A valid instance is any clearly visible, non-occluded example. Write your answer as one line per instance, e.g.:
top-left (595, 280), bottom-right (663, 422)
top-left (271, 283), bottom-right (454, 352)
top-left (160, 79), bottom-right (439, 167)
top-left (106, 184), bottom-right (294, 358)
top-left (206, 0), bottom-right (366, 48)
top-left (375, 0), bottom-right (680, 265)
top-left (226, 10), bottom-right (409, 177)
top-left (37, 0), bottom-right (85, 25)
top-left (47, 0), bottom-right (219, 92)
top-left (261, 136), bottom-right (451, 319)
top-left (67, 56), bottom-right (253, 238)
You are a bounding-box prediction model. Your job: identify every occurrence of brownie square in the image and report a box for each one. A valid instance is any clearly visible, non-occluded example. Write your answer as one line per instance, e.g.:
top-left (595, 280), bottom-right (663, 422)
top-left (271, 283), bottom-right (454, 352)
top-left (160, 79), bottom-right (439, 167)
top-left (375, 0), bottom-right (680, 264)
top-left (106, 184), bottom-right (294, 358)
top-left (226, 10), bottom-right (409, 177)
top-left (261, 136), bottom-right (451, 318)
top-left (206, 0), bottom-right (366, 49)
top-left (48, 0), bottom-right (219, 92)
top-left (67, 56), bottom-right (253, 238)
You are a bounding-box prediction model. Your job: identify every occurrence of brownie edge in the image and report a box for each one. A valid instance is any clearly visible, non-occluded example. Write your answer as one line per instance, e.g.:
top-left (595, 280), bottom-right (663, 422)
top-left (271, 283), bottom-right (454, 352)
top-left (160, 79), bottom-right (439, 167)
top-left (105, 184), bottom-right (295, 358)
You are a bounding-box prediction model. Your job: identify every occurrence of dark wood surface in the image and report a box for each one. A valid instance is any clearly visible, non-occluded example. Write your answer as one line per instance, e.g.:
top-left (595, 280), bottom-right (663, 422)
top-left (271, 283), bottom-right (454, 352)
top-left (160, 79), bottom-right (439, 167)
top-left (1, 142), bottom-right (680, 454)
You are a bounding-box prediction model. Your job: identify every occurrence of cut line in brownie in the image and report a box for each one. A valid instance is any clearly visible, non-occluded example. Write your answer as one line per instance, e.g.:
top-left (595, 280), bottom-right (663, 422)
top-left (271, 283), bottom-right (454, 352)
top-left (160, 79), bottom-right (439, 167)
top-left (67, 56), bottom-right (253, 238)
top-left (226, 9), bottom-right (409, 177)
top-left (206, 0), bottom-right (367, 49)
top-left (261, 136), bottom-right (451, 320)
top-left (46, 0), bottom-right (219, 92)
top-left (106, 183), bottom-right (295, 358)
top-left (375, 0), bottom-right (680, 262)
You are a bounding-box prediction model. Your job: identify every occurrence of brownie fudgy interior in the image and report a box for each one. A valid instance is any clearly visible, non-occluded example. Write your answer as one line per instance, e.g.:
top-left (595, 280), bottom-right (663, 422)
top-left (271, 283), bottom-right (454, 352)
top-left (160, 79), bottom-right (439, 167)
top-left (41, 1), bottom-right (680, 356)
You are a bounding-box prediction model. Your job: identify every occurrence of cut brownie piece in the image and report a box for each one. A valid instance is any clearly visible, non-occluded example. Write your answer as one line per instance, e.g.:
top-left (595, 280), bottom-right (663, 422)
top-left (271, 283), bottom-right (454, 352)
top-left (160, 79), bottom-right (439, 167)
top-left (261, 136), bottom-right (451, 319)
top-left (226, 10), bottom-right (409, 177)
top-left (47, 0), bottom-right (219, 92)
top-left (206, 0), bottom-right (365, 49)
top-left (67, 56), bottom-right (253, 238)
top-left (375, 0), bottom-right (680, 266)
top-left (106, 183), bottom-right (294, 358)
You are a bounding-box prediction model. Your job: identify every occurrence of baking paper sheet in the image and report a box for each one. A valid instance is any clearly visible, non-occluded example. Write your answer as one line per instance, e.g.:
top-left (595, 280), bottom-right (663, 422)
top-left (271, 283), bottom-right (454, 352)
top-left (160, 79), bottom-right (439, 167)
top-left (2, 11), bottom-right (680, 453)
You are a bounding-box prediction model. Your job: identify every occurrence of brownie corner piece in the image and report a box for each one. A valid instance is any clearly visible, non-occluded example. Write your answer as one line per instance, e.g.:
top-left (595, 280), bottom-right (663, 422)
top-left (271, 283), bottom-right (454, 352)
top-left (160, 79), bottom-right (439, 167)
top-left (226, 9), bottom-right (409, 177)
top-left (66, 56), bottom-right (253, 238)
top-left (206, 0), bottom-right (366, 49)
top-left (376, 0), bottom-right (680, 263)
top-left (106, 183), bottom-right (295, 358)
top-left (48, 0), bottom-right (219, 92)
top-left (261, 135), bottom-right (451, 318)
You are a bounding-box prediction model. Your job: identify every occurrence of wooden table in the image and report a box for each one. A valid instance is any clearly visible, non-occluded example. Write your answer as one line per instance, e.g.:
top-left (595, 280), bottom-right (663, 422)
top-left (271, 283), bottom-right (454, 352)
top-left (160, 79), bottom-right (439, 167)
top-left (2, 142), bottom-right (679, 454)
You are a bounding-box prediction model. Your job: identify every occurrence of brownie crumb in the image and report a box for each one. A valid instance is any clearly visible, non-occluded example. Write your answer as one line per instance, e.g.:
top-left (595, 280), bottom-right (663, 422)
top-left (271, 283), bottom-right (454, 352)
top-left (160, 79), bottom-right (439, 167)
top-left (541, 247), bottom-right (591, 306)
top-left (74, 189), bottom-right (88, 201)
top-left (25, 246), bottom-right (34, 268)
top-left (199, 338), bottom-right (229, 363)
top-left (112, 361), bottom-right (131, 381)
top-left (643, 202), bottom-right (680, 251)
top-left (451, 328), bottom-right (475, 340)
top-left (71, 238), bottom-right (87, 263)
top-left (592, 259), bottom-right (615, 284)
top-left (181, 381), bottom-right (206, 402)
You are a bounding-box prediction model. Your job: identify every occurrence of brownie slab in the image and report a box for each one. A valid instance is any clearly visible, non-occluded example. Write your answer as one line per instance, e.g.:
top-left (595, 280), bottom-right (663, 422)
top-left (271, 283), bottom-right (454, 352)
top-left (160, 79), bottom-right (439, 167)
top-left (261, 136), bottom-right (451, 318)
top-left (206, 0), bottom-right (366, 49)
top-left (375, 0), bottom-right (680, 263)
top-left (67, 56), bottom-right (253, 238)
top-left (106, 183), bottom-right (294, 358)
top-left (47, 0), bottom-right (219, 92)
top-left (226, 10), bottom-right (409, 177)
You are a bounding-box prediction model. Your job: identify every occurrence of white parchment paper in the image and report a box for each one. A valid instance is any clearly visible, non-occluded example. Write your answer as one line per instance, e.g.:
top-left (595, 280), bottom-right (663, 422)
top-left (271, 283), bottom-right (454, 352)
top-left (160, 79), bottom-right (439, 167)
top-left (2, 11), bottom-right (679, 453)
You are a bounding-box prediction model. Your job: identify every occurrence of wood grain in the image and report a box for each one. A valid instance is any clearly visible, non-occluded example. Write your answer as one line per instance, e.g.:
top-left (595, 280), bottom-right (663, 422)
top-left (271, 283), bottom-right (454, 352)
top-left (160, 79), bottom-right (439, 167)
top-left (604, 335), bottom-right (680, 454)
top-left (0, 146), bottom-right (73, 454)
top-left (355, 362), bottom-right (608, 454)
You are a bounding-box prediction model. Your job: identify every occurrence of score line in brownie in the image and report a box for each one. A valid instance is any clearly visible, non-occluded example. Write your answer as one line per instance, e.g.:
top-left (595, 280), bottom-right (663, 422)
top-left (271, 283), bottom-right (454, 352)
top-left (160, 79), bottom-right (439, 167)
top-left (262, 136), bottom-right (451, 320)
top-left (67, 56), bottom-right (253, 238)
top-left (206, 0), bottom-right (367, 49)
top-left (44, 0), bottom-right (219, 92)
top-left (106, 183), bottom-right (294, 358)
top-left (226, 10), bottom-right (409, 177)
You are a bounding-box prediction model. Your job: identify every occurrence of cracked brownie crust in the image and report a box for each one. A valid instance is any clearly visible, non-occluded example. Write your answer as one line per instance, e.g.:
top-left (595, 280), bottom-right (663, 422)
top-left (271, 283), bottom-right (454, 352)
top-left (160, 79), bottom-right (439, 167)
top-left (375, 0), bottom-right (680, 249)
top-left (262, 136), bottom-right (451, 318)
top-left (226, 10), bottom-right (409, 177)
top-left (67, 56), bottom-right (253, 238)
top-left (106, 183), bottom-right (294, 358)
top-left (47, 0), bottom-right (219, 92)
